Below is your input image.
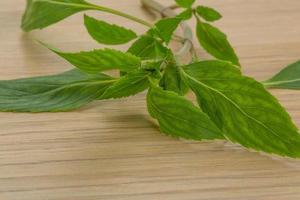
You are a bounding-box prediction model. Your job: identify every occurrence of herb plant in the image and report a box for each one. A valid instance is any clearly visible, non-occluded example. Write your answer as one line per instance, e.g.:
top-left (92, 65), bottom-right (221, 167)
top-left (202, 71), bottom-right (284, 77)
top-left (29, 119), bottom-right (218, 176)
top-left (2, 0), bottom-right (300, 158)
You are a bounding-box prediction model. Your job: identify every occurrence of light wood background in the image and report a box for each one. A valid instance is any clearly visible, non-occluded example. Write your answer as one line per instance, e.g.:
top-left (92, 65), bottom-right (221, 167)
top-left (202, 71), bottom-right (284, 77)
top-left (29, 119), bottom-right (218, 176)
top-left (1, 0), bottom-right (300, 199)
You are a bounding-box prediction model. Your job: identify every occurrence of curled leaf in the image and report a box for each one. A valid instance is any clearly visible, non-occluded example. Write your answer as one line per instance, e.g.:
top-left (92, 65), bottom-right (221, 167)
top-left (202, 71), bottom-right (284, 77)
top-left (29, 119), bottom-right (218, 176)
top-left (159, 63), bottom-right (188, 95)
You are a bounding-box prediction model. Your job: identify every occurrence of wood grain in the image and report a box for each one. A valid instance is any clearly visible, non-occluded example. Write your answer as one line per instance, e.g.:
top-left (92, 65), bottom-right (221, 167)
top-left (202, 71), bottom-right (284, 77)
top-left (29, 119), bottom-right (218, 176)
top-left (1, 0), bottom-right (300, 199)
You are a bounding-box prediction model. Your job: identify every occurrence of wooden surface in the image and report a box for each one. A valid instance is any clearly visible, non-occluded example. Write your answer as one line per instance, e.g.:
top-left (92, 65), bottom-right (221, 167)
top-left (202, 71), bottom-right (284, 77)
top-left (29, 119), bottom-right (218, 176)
top-left (1, 0), bottom-right (300, 199)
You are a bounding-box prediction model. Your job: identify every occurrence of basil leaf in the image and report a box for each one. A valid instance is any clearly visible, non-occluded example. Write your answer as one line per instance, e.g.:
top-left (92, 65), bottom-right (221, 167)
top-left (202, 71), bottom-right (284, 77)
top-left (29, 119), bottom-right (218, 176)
top-left (177, 9), bottom-right (193, 20)
top-left (153, 17), bottom-right (182, 43)
top-left (101, 70), bottom-right (150, 99)
top-left (182, 60), bottom-right (300, 158)
top-left (128, 35), bottom-right (168, 60)
top-left (159, 64), bottom-right (188, 95)
top-left (264, 60), bottom-right (300, 89)
top-left (174, 0), bottom-right (195, 8)
top-left (196, 6), bottom-right (222, 22)
top-left (22, 0), bottom-right (93, 31)
top-left (147, 86), bottom-right (224, 140)
top-left (46, 46), bottom-right (141, 73)
top-left (196, 20), bottom-right (240, 66)
top-left (84, 14), bottom-right (137, 45)
top-left (0, 69), bottom-right (115, 112)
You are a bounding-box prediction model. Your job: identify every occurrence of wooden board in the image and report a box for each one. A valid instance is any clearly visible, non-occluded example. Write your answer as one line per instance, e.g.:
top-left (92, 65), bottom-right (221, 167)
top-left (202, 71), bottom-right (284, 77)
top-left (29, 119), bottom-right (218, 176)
top-left (0, 0), bottom-right (300, 199)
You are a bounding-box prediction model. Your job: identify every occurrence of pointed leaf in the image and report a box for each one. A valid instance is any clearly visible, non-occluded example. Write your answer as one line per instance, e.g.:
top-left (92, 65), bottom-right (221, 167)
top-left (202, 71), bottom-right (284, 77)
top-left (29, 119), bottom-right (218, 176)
top-left (177, 9), bottom-right (193, 20)
top-left (46, 46), bottom-right (141, 73)
top-left (84, 15), bottom-right (137, 45)
top-left (22, 0), bottom-right (93, 31)
top-left (154, 17), bottom-right (182, 43)
top-left (147, 86), bottom-right (224, 140)
top-left (0, 69), bottom-right (115, 112)
top-left (128, 35), bottom-right (168, 60)
top-left (264, 60), bottom-right (300, 89)
top-left (101, 70), bottom-right (150, 99)
top-left (196, 20), bottom-right (240, 66)
top-left (196, 6), bottom-right (222, 22)
top-left (182, 60), bottom-right (300, 158)
top-left (175, 0), bottom-right (195, 8)
top-left (159, 64), bottom-right (188, 95)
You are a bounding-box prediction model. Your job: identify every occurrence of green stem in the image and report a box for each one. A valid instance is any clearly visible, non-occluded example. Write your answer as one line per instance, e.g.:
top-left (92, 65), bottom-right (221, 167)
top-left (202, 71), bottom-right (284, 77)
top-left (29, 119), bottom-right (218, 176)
top-left (43, 0), bottom-right (153, 27)
top-left (263, 79), bottom-right (300, 87)
top-left (88, 4), bottom-right (153, 27)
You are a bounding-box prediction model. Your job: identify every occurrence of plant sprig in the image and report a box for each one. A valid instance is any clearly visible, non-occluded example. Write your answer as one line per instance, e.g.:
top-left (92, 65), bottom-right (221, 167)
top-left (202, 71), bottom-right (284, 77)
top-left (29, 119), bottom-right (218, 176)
top-left (2, 0), bottom-right (300, 158)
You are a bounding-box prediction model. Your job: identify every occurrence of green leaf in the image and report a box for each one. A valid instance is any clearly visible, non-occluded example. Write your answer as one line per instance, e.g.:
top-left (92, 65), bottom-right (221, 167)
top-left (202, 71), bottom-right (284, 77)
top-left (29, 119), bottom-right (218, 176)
top-left (22, 0), bottom-right (93, 31)
top-left (177, 9), bottom-right (193, 20)
top-left (196, 20), bottom-right (240, 66)
top-left (196, 6), bottom-right (222, 22)
top-left (153, 17), bottom-right (182, 43)
top-left (182, 60), bottom-right (300, 158)
top-left (264, 60), bottom-right (300, 89)
top-left (46, 46), bottom-right (141, 73)
top-left (84, 14), bottom-right (137, 45)
top-left (101, 70), bottom-right (150, 99)
top-left (0, 69), bottom-right (115, 112)
top-left (159, 63), bottom-right (188, 95)
top-left (147, 86), bottom-right (224, 140)
top-left (175, 0), bottom-right (195, 8)
top-left (128, 35), bottom-right (168, 60)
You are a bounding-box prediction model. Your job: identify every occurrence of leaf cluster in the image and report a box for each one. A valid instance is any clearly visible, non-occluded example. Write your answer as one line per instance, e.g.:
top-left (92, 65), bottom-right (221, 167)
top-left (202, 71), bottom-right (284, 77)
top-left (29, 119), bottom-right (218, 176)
top-left (1, 0), bottom-right (300, 158)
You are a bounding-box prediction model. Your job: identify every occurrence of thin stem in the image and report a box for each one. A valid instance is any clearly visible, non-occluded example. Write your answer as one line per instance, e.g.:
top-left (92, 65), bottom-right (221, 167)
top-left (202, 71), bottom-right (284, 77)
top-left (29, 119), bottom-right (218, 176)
top-left (92, 3), bottom-right (185, 41)
top-left (40, 0), bottom-right (153, 27)
top-left (90, 4), bottom-right (153, 27)
top-left (263, 79), bottom-right (300, 87)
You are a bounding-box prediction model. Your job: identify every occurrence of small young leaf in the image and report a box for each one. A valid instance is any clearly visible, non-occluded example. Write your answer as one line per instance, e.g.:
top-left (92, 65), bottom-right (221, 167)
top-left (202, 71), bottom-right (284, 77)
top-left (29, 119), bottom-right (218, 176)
top-left (264, 60), bottom-right (300, 89)
top-left (100, 70), bottom-right (150, 99)
top-left (141, 59), bottom-right (163, 72)
top-left (128, 35), bottom-right (168, 60)
top-left (196, 20), bottom-right (240, 66)
top-left (196, 6), bottom-right (222, 22)
top-left (153, 17), bottom-right (182, 43)
top-left (46, 46), bottom-right (141, 73)
top-left (175, 0), bottom-right (195, 8)
top-left (0, 69), bottom-right (115, 112)
top-left (182, 60), bottom-right (300, 158)
top-left (147, 86), bottom-right (224, 140)
top-left (22, 0), bottom-right (93, 31)
top-left (177, 9), bottom-right (193, 20)
top-left (159, 63), bottom-right (188, 95)
top-left (84, 15), bottom-right (137, 45)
